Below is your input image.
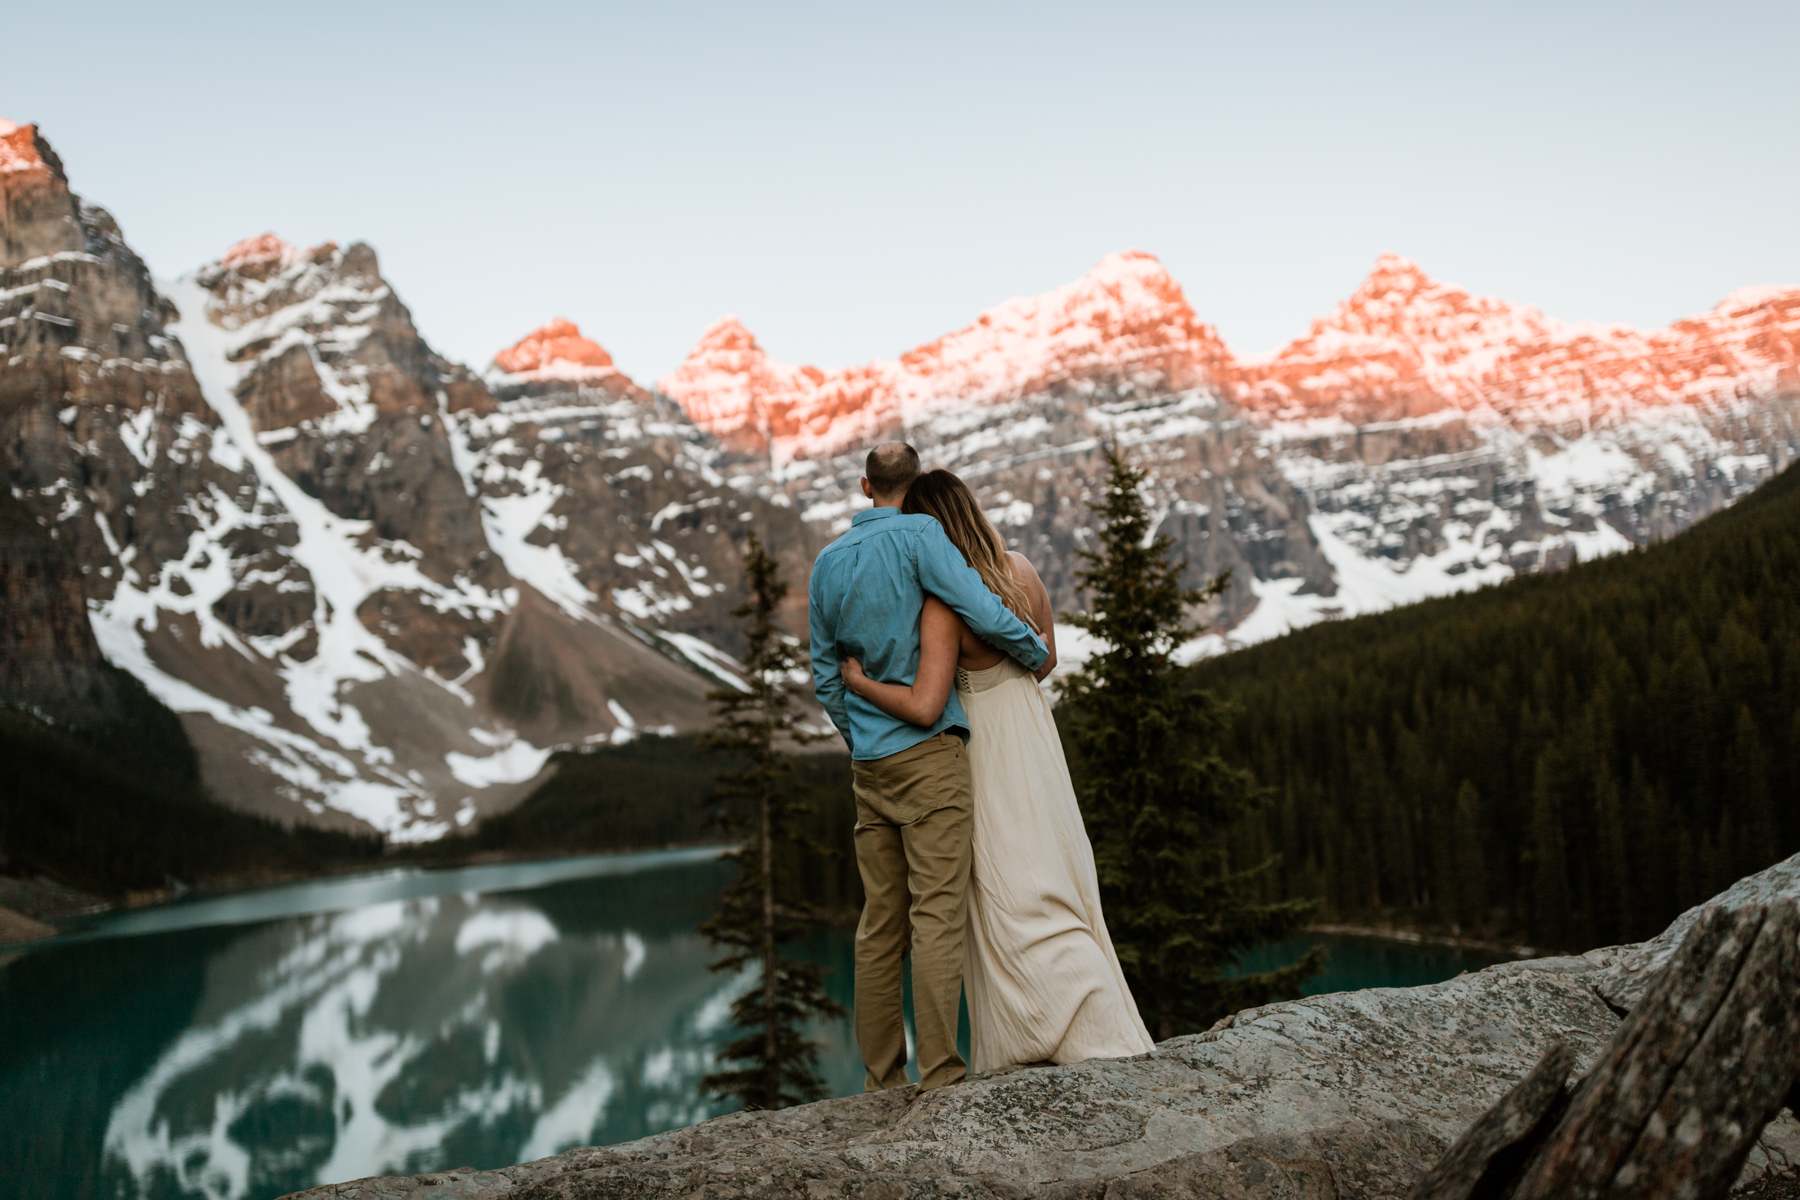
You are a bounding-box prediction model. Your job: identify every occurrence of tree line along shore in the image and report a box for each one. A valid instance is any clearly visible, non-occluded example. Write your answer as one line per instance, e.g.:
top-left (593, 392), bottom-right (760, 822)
top-left (4, 462), bottom-right (1796, 961)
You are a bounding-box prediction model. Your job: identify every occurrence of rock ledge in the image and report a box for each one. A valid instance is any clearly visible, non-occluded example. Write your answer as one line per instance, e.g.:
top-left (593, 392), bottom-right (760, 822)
top-left (288, 854), bottom-right (1800, 1199)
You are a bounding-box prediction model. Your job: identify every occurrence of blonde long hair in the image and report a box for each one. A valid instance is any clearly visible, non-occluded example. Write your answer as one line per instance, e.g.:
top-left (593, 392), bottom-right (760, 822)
top-left (903, 469), bottom-right (1042, 633)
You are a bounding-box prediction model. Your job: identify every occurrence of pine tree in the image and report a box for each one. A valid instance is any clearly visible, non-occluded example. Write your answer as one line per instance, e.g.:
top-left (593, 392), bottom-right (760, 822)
top-left (1528, 748), bottom-right (1573, 947)
top-left (1787, 710), bottom-right (1800, 850)
top-left (1190, 461), bottom-right (1800, 945)
top-left (1061, 445), bottom-right (1322, 1038)
top-left (1590, 757), bottom-right (1629, 944)
top-left (1625, 758), bottom-right (1672, 938)
top-left (1727, 704), bottom-right (1775, 880)
top-left (700, 533), bottom-right (844, 1110)
top-left (1349, 726), bottom-right (1388, 909)
top-left (1451, 780), bottom-right (1487, 932)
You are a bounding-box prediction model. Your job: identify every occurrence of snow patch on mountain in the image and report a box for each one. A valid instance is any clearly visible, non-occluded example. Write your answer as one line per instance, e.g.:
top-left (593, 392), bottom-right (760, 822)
top-left (469, 450), bottom-right (599, 624)
top-left (446, 740), bottom-right (555, 790)
top-left (154, 277), bottom-right (448, 836)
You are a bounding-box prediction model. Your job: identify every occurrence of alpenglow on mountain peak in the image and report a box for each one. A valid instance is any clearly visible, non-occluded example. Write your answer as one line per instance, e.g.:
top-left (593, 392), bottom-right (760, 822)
top-left (643, 247), bottom-right (1800, 456)
top-left (655, 250), bottom-right (1231, 458)
top-left (492, 318), bottom-right (619, 376)
top-left (220, 232), bottom-right (300, 270)
top-left (1238, 252), bottom-right (1800, 421)
top-left (0, 118), bottom-right (51, 174)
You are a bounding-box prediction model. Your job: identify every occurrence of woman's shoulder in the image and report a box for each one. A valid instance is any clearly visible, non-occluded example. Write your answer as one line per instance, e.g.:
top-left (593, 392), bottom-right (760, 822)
top-left (1007, 550), bottom-right (1047, 592)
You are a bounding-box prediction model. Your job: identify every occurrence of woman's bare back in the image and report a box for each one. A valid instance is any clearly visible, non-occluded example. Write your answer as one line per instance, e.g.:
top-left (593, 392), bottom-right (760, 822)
top-left (927, 551), bottom-right (1056, 673)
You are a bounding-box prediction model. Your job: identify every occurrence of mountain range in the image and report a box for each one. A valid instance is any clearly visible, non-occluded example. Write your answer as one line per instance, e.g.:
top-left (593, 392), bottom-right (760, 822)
top-left (3, 117), bottom-right (1796, 839)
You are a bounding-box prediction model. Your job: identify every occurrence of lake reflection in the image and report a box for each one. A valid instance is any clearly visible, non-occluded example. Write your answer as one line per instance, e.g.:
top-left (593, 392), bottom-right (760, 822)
top-left (0, 849), bottom-right (860, 1200)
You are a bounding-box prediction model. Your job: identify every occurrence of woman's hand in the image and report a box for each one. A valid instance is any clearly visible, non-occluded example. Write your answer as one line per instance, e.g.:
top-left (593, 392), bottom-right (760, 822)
top-left (838, 601), bottom-right (961, 728)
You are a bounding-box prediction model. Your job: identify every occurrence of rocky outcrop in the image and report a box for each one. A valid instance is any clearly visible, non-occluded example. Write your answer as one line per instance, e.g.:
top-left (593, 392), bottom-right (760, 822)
top-left (282, 854), bottom-right (1800, 1200)
top-left (0, 120), bottom-right (81, 262)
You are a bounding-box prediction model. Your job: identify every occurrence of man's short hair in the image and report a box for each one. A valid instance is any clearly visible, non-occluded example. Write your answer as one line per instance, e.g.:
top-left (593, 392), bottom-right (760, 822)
top-left (865, 442), bottom-right (921, 499)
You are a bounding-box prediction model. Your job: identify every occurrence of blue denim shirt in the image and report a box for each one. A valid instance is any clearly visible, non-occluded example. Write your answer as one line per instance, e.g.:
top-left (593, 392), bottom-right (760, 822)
top-left (808, 506), bottom-right (1048, 761)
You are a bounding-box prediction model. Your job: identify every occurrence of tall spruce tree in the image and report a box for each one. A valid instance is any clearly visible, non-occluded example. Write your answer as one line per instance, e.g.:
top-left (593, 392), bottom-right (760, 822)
top-left (1528, 749), bottom-right (1573, 946)
top-left (1451, 780), bottom-right (1487, 931)
top-left (1061, 445), bottom-right (1322, 1038)
top-left (700, 534), bottom-right (844, 1110)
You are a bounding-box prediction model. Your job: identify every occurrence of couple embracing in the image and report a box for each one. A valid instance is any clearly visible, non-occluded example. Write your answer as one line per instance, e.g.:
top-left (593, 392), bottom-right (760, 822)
top-left (808, 442), bottom-right (1153, 1091)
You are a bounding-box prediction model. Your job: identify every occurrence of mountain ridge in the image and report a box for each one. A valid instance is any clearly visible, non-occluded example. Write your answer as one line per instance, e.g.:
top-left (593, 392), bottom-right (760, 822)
top-left (3, 115), bottom-right (1796, 839)
top-left (646, 247), bottom-right (1800, 455)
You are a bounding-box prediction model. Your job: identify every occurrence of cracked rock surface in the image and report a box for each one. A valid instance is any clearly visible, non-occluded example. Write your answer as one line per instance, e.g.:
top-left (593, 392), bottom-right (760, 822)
top-left (286, 854), bottom-right (1800, 1200)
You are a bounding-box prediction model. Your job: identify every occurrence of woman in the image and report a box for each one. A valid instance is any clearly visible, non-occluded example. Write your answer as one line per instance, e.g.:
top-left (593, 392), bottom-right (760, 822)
top-left (840, 469), bottom-right (1154, 1073)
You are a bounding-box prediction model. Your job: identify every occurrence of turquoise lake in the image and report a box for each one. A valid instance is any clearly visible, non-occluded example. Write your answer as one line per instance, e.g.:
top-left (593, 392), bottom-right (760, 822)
top-left (0, 849), bottom-right (1508, 1200)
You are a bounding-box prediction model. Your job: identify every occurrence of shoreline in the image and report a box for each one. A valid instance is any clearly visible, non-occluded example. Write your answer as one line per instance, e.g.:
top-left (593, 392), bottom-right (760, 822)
top-left (1302, 921), bottom-right (1541, 960)
top-left (7, 853), bottom-right (1545, 964)
top-left (0, 838), bottom-right (730, 948)
top-left (0, 903), bottom-right (56, 945)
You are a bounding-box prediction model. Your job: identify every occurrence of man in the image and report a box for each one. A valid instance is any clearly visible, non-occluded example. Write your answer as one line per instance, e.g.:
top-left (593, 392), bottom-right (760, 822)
top-left (808, 442), bottom-right (1048, 1091)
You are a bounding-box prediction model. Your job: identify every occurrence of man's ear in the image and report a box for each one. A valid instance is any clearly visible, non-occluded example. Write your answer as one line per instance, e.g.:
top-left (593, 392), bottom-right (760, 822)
top-left (860, 477), bottom-right (873, 500)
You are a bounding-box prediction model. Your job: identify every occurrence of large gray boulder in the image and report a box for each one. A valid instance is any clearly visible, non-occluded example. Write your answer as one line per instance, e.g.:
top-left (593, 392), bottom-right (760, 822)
top-left (287, 855), bottom-right (1800, 1199)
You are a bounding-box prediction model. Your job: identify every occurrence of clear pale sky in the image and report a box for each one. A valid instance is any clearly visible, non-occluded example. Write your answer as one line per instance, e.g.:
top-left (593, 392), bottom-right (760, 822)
top-left (10, 1), bottom-right (1798, 381)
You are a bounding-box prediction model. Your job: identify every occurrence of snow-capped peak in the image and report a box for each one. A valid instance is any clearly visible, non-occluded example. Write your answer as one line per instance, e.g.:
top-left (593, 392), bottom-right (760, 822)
top-left (658, 316), bottom-right (806, 450)
top-left (485, 318), bottom-right (647, 400)
top-left (1239, 254), bottom-right (1800, 421)
top-left (692, 315), bottom-right (760, 351)
top-left (891, 249), bottom-right (1226, 407)
top-left (492, 318), bottom-right (618, 376)
top-left (0, 119), bottom-right (51, 176)
top-left (1713, 284), bottom-right (1800, 315)
top-left (219, 232), bottom-right (300, 271)
top-left (659, 251), bottom-right (1233, 459)
top-left (1360, 250), bottom-right (1433, 291)
top-left (1334, 253), bottom-right (1558, 347)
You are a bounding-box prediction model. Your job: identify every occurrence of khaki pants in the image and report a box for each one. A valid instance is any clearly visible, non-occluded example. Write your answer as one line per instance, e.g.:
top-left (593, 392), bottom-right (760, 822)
top-left (850, 731), bottom-right (973, 1092)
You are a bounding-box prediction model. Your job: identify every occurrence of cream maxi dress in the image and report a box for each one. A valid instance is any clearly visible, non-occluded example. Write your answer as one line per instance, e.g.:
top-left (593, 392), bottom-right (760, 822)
top-left (955, 657), bottom-right (1155, 1072)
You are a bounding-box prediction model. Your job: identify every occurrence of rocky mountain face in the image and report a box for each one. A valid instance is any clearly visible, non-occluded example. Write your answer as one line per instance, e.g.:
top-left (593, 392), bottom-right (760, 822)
top-left (664, 251), bottom-right (1800, 646)
top-left (0, 124), bottom-right (782, 839)
top-left (0, 122), bottom-right (318, 773)
top-left (280, 853), bottom-right (1800, 1200)
top-left (1219, 254), bottom-right (1800, 641)
top-left (660, 252), bottom-right (1235, 462)
top-left (662, 254), bottom-right (1337, 627)
top-left (466, 320), bottom-right (816, 737)
top-left (4, 116), bottom-right (1797, 837)
top-left (0, 490), bottom-right (133, 729)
